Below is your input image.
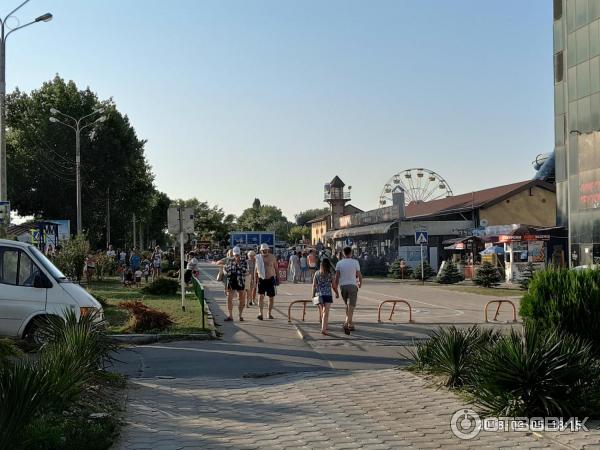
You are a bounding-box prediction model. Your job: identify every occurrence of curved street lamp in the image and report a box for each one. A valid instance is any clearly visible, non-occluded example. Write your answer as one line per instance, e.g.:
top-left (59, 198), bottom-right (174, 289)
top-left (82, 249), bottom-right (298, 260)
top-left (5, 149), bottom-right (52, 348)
top-left (0, 1), bottom-right (53, 201)
top-left (49, 108), bottom-right (107, 235)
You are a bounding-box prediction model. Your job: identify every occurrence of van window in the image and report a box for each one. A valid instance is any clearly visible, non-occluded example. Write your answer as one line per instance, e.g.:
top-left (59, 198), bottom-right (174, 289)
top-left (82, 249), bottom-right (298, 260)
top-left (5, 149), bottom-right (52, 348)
top-left (18, 252), bottom-right (40, 287)
top-left (0, 248), bottom-right (42, 287)
top-left (1, 249), bottom-right (18, 285)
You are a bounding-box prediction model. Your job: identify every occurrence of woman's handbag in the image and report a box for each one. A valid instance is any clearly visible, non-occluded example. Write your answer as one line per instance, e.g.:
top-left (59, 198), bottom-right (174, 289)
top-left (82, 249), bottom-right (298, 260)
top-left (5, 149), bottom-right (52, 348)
top-left (216, 267), bottom-right (224, 282)
top-left (312, 295), bottom-right (321, 305)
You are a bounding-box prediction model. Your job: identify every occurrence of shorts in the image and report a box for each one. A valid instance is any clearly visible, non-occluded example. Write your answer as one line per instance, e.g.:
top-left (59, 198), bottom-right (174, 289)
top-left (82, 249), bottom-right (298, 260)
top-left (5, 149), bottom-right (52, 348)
top-left (301, 267), bottom-right (308, 273)
top-left (341, 285), bottom-right (358, 307)
top-left (245, 274), bottom-right (255, 289)
top-left (153, 262), bottom-right (161, 269)
top-left (258, 277), bottom-right (276, 297)
top-left (135, 276), bottom-right (141, 283)
top-left (228, 277), bottom-right (245, 292)
top-left (320, 295), bottom-right (333, 304)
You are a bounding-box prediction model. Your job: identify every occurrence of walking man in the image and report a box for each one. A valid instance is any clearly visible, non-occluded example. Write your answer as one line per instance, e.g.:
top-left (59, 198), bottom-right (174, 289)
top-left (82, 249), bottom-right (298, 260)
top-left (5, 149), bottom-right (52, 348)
top-left (256, 243), bottom-right (278, 320)
top-left (335, 246), bottom-right (362, 335)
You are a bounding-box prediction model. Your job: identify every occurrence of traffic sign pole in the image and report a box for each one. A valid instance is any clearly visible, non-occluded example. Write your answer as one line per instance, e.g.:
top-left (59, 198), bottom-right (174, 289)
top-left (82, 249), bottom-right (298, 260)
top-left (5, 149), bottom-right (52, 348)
top-left (420, 243), bottom-right (424, 285)
top-left (179, 207), bottom-right (186, 312)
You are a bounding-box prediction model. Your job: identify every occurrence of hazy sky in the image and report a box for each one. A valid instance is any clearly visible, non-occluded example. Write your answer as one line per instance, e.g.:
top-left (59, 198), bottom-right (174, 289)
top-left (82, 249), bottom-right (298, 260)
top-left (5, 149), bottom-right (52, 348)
top-left (6, 0), bottom-right (553, 220)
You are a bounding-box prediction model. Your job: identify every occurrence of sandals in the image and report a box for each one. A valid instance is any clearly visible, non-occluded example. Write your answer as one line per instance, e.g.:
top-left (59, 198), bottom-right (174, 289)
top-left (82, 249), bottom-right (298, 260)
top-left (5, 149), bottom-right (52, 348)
top-left (268, 314), bottom-right (275, 320)
top-left (343, 324), bottom-right (351, 335)
top-left (224, 316), bottom-right (233, 322)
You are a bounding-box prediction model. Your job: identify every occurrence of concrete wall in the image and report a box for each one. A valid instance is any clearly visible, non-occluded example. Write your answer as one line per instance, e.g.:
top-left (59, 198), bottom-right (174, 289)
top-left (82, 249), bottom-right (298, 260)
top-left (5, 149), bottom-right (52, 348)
top-left (479, 187), bottom-right (556, 227)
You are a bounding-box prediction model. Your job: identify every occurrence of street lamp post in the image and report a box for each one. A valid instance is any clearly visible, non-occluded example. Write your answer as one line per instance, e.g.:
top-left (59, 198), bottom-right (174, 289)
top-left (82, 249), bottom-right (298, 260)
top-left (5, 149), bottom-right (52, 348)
top-left (49, 109), bottom-right (106, 235)
top-left (0, 2), bottom-right (52, 201)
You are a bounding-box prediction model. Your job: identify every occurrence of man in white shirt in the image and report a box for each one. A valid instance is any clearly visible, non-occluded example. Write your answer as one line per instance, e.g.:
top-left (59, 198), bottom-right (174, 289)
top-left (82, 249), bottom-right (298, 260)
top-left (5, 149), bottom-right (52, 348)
top-left (106, 245), bottom-right (116, 259)
top-left (335, 246), bottom-right (362, 335)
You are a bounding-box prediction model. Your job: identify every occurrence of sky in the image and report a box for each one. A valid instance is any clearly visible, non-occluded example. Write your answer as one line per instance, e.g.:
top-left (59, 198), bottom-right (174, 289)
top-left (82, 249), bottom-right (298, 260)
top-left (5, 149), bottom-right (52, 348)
top-left (5, 0), bottom-right (553, 220)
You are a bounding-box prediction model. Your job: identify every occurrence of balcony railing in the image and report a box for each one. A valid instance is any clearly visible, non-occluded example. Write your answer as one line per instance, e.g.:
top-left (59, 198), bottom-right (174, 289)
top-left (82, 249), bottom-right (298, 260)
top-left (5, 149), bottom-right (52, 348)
top-left (324, 190), bottom-right (351, 201)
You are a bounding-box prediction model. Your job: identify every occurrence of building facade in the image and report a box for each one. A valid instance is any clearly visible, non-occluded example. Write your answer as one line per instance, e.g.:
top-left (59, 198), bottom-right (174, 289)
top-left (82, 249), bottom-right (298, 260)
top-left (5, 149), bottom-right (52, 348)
top-left (554, 0), bottom-right (600, 266)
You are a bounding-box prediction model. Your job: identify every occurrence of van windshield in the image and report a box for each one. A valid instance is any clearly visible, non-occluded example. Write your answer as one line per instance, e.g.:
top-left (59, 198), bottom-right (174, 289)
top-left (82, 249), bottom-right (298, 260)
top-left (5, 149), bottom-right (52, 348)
top-left (29, 246), bottom-right (68, 281)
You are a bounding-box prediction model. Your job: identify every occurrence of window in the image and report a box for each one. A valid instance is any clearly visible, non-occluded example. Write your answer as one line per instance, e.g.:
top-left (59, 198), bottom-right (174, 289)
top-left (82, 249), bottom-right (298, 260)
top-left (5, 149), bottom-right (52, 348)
top-left (556, 114), bottom-right (566, 145)
top-left (592, 0), bottom-right (600, 20)
top-left (0, 248), bottom-right (41, 287)
top-left (555, 52), bottom-right (564, 82)
top-left (555, 19), bottom-right (565, 52)
top-left (1, 249), bottom-right (18, 285)
top-left (568, 0), bottom-right (577, 32)
top-left (555, 0), bottom-right (563, 21)
top-left (568, 65), bottom-right (578, 99)
top-left (556, 145), bottom-right (568, 181)
top-left (18, 252), bottom-right (40, 287)
top-left (569, 100), bottom-right (579, 129)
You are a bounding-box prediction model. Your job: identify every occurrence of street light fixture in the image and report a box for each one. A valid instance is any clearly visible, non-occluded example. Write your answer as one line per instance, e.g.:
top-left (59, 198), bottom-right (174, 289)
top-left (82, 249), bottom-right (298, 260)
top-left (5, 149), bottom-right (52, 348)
top-left (0, 1), bottom-right (53, 202)
top-left (49, 108), bottom-right (107, 235)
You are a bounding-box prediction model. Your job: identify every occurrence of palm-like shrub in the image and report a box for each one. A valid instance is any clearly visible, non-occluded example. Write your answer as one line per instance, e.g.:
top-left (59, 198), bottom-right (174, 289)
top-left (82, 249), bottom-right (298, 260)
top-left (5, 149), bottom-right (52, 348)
top-left (520, 267), bottom-right (600, 351)
top-left (471, 323), bottom-right (600, 417)
top-left (474, 262), bottom-right (502, 288)
top-left (409, 325), bottom-right (499, 388)
top-left (518, 262), bottom-right (536, 290)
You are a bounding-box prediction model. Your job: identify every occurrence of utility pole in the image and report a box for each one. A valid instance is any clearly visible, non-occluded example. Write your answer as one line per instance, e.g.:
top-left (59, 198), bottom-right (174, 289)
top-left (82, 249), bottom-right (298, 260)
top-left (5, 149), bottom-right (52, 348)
top-left (49, 108), bottom-right (106, 234)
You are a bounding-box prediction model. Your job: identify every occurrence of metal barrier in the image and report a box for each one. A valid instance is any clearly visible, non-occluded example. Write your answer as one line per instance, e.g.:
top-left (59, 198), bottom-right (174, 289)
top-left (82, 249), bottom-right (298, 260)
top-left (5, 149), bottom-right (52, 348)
top-left (288, 300), bottom-right (320, 323)
top-left (377, 299), bottom-right (414, 323)
top-left (484, 300), bottom-right (518, 323)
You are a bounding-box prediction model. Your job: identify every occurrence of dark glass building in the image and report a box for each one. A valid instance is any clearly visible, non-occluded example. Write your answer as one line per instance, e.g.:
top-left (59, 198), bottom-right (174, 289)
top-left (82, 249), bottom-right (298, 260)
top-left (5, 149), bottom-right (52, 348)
top-left (555, 0), bottom-right (600, 266)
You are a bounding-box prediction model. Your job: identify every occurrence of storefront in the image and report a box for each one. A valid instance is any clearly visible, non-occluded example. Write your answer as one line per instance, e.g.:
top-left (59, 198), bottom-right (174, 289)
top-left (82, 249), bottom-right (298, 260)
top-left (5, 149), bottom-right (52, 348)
top-left (499, 233), bottom-right (550, 283)
top-left (323, 221), bottom-right (398, 260)
top-left (442, 236), bottom-right (485, 279)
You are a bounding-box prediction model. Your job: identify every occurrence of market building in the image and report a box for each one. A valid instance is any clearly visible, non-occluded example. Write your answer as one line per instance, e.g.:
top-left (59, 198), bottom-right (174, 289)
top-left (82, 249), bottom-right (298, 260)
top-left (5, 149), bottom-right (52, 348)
top-left (553, 0), bottom-right (600, 267)
top-left (316, 176), bottom-right (560, 279)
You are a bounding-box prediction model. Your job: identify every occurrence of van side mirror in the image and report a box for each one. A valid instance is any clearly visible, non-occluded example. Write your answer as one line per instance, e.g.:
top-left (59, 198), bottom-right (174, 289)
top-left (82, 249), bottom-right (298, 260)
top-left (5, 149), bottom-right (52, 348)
top-left (33, 273), bottom-right (51, 289)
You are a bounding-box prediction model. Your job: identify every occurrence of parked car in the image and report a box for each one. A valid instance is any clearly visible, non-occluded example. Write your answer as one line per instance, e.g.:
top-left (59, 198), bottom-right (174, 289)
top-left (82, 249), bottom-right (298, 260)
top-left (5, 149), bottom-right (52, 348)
top-left (0, 239), bottom-right (103, 342)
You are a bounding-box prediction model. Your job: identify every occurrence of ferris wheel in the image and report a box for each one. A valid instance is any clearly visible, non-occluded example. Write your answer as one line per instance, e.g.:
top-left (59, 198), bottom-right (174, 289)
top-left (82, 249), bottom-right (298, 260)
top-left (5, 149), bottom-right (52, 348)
top-left (378, 168), bottom-right (453, 207)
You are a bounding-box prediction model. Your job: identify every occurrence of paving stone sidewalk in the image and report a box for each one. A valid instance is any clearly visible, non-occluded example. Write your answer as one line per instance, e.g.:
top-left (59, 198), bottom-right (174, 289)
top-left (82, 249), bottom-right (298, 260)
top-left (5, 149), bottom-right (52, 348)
top-left (114, 368), bottom-right (600, 450)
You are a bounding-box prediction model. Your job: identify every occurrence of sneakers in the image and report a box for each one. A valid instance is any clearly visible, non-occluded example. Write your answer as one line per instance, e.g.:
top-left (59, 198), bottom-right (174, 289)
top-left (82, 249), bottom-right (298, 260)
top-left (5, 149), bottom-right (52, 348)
top-left (268, 314), bottom-right (275, 320)
top-left (343, 323), bottom-right (351, 335)
top-left (224, 316), bottom-right (233, 322)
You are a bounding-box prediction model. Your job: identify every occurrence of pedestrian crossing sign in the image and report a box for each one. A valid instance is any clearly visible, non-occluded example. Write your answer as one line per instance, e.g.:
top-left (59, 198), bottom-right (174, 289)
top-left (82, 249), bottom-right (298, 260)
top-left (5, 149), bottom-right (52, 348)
top-left (415, 231), bottom-right (428, 245)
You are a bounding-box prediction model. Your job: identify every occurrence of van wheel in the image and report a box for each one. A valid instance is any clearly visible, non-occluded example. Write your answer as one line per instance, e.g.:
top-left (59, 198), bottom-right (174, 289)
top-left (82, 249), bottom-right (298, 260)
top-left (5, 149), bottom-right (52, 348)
top-left (24, 317), bottom-right (48, 346)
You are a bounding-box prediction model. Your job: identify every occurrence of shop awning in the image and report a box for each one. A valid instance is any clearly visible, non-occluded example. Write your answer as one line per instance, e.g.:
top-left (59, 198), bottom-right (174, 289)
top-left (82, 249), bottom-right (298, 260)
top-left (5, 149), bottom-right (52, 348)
top-left (323, 221), bottom-right (395, 240)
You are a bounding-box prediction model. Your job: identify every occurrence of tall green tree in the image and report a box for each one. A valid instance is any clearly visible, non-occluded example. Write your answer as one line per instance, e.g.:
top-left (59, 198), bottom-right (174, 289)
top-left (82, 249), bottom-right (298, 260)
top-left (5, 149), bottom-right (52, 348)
top-left (6, 76), bottom-right (155, 248)
top-left (288, 225), bottom-right (310, 244)
top-left (295, 208), bottom-right (329, 226)
top-left (237, 199), bottom-right (292, 242)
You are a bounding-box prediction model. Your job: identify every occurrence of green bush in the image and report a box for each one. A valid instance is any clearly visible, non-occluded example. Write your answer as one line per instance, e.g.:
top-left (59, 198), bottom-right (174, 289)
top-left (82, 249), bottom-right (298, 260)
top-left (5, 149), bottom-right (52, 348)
top-left (408, 325), bottom-right (499, 388)
top-left (471, 323), bottom-right (600, 417)
top-left (0, 338), bottom-right (23, 364)
top-left (437, 261), bottom-right (463, 284)
top-left (412, 261), bottom-right (435, 281)
top-left (53, 235), bottom-right (90, 282)
top-left (520, 268), bottom-right (600, 350)
top-left (140, 277), bottom-right (178, 295)
top-left (474, 262), bottom-right (502, 288)
top-left (387, 258), bottom-right (413, 279)
top-left (95, 253), bottom-right (117, 280)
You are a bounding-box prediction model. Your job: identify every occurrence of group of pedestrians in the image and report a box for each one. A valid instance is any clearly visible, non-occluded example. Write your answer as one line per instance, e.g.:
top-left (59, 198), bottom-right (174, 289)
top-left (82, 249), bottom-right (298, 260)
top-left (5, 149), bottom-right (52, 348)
top-left (289, 249), bottom-right (319, 283)
top-left (215, 243), bottom-right (279, 323)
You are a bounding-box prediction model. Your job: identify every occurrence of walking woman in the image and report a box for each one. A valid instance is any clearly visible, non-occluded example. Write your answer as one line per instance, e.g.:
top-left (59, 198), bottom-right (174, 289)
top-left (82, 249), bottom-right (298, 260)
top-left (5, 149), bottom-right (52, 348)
top-left (290, 251), bottom-right (301, 283)
top-left (151, 245), bottom-right (163, 280)
top-left (299, 252), bottom-right (308, 282)
top-left (216, 249), bottom-right (234, 294)
top-left (312, 258), bottom-right (339, 335)
top-left (223, 247), bottom-right (247, 322)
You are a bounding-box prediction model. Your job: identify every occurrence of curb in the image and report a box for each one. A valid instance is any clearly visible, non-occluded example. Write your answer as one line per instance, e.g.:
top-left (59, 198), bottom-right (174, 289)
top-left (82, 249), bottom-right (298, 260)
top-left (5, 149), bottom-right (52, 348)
top-left (110, 331), bottom-right (217, 345)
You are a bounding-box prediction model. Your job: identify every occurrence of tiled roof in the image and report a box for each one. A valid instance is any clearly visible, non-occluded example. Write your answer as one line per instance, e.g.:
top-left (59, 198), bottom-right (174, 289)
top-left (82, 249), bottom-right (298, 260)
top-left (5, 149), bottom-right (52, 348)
top-left (405, 180), bottom-right (555, 219)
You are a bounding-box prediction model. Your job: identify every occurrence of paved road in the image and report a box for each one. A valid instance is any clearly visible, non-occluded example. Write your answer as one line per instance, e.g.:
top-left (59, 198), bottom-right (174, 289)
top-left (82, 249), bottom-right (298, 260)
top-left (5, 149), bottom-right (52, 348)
top-left (113, 264), bottom-right (600, 449)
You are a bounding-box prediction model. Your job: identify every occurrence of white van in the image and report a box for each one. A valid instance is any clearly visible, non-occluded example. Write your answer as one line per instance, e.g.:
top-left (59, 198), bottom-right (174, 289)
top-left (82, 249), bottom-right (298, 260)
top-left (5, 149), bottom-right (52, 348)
top-left (0, 239), bottom-right (103, 342)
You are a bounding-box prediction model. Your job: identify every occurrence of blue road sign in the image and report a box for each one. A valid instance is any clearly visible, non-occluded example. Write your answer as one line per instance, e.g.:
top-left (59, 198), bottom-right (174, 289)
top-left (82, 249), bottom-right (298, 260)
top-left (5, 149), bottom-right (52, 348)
top-left (344, 238), bottom-right (353, 247)
top-left (415, 231), bottom-right (429, 245)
